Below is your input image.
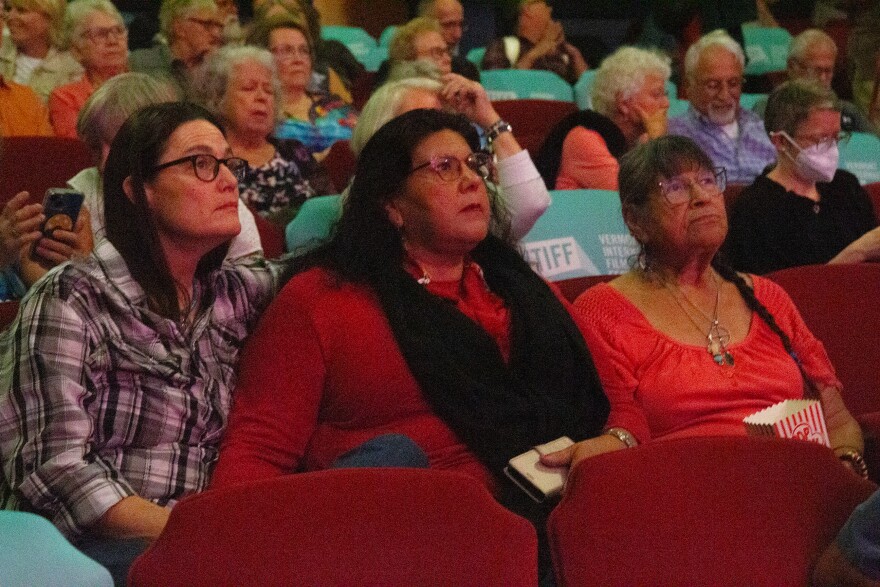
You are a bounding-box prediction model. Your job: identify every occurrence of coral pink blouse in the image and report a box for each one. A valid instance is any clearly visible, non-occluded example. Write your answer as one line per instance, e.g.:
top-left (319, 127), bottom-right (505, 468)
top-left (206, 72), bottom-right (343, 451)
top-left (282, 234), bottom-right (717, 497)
top-left (574, 276), bottom-right (840, 443)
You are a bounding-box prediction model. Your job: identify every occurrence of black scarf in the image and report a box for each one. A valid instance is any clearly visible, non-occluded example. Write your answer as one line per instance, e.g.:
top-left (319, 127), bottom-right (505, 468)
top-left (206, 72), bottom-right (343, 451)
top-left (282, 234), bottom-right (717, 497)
top-left (372, 236), bottom-right (610, 477)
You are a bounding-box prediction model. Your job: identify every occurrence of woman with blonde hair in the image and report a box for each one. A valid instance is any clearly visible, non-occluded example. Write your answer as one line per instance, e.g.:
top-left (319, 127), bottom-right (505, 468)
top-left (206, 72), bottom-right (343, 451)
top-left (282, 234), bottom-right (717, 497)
top-left (0, 0), bottom-right (83, 101)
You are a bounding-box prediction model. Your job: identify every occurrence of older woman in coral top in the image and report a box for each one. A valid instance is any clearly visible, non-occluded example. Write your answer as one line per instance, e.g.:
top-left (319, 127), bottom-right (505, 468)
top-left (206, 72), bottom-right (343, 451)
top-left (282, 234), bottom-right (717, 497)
top-left (541, 135), bottom-right (866, 478)
top-left (48, 0), bottom-right (128, 138)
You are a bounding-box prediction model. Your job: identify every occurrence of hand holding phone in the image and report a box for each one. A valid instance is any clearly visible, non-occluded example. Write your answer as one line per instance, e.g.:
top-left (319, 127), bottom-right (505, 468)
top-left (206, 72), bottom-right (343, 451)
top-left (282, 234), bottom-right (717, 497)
top-left (504, 436), bottom-right (574, 503)
top-left (31, 188), bottom-right (85, 266)
top-left (40, 188), bottom-right (84, 238)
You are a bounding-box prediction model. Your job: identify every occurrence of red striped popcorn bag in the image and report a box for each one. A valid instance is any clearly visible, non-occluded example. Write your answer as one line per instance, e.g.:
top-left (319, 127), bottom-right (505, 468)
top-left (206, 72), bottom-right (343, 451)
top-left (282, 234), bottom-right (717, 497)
top-left (743, 399), bottom-right (830, 447)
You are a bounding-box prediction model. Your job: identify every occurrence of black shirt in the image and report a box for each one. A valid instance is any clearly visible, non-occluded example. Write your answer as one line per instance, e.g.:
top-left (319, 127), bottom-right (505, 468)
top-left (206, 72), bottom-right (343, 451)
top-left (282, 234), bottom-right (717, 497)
top-left (725, 169), bottom-right (877, 274)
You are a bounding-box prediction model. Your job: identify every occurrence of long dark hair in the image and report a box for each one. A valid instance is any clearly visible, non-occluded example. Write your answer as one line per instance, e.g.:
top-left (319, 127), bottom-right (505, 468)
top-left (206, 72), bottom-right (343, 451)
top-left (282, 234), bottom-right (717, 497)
top-left (103, 102), bottom-right (230, 322)
top-left (535, 109), bottom-right (628, 189)
top-left (302, 108), bottom-right (510, 282)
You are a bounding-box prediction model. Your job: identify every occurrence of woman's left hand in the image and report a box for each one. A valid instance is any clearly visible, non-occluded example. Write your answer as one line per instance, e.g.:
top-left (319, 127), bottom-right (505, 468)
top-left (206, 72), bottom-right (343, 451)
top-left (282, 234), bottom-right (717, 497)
top-left (539, 434), bottom-right (626, 472)
top-left (440, 73), bottom-right (499, 130)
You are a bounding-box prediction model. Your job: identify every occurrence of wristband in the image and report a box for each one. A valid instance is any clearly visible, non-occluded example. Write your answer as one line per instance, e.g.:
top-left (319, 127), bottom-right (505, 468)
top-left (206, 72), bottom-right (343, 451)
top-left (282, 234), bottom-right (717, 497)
top-left (604, 427), bottom-right (638, 448)
top-left (485, 119), bottom-right (512, 144)
top-left (838, 449), bottom-right (869, 479)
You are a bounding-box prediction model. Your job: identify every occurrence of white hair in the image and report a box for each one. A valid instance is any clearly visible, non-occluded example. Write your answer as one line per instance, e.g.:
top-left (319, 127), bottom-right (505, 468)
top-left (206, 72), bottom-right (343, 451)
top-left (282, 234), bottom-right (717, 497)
top-left (788, 28), bottom-right (837, 64)
top-left (591, 46), bottom-right (671, 118)
top-left (62, 0), bottom-right (125, 49)
top-left (193, 45), bottom-right (281, 125)
top-left (684, 29), bottom-right (746, 79)
top-left (350, 77), bottom-right (443, 156)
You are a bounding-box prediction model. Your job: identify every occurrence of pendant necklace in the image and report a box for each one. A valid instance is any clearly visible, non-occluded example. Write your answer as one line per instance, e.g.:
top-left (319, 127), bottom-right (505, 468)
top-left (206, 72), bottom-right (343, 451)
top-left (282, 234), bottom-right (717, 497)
top-left (664, 273), bottom-right (735, 367)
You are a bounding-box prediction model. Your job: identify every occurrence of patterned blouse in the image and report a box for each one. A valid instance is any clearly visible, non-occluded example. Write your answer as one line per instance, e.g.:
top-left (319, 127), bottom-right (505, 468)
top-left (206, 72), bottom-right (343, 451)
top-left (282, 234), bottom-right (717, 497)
top-left (238, 138), bottom-right (335, 226)
top-left (274, 91), bottom-right (358, 153)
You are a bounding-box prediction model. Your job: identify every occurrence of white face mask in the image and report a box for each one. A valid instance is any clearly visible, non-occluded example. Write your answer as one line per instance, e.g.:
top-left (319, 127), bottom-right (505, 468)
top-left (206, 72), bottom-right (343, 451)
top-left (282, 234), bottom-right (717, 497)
top-left (779, 131), bottom-right (839, 183)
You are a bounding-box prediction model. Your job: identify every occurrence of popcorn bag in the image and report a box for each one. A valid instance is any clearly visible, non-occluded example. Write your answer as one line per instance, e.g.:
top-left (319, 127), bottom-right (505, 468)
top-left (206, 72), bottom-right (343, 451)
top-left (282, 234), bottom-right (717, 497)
top-left (743, 399), bottom-right (830, 447)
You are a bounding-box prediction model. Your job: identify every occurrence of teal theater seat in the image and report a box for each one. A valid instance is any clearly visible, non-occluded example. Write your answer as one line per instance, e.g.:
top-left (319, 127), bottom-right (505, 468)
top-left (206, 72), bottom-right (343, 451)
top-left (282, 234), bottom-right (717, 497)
top-left (286, 194), bottom-right (343, 254)
top-left (321, 26), bottom-right (377, 65)
top-left (742, 24), bottom-right (792, 75)
top-left (520, 189), bottom-right (634, 280)
top-left (481, 69), bottom-right (574, 102)
top-left (0, 511), bottom-right (113, 587)
top-left (840, 132), bottom-right (880, 185)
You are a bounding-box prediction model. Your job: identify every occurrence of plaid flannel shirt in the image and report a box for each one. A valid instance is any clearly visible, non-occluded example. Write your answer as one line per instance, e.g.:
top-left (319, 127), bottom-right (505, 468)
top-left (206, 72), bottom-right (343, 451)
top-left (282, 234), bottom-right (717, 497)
top-left (0, 239), bottom-right (279, 537)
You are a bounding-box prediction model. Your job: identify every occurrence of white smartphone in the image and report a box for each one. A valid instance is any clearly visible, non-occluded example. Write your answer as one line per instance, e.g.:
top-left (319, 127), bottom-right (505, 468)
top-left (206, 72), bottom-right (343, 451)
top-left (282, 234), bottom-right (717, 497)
top-left (503, 436), bottom-right (574, 503)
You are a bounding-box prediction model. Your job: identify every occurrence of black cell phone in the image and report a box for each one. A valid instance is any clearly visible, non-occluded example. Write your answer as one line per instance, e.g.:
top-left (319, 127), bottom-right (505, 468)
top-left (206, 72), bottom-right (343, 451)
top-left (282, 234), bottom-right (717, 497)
top-left (40, 188), bottom-right (84, 238)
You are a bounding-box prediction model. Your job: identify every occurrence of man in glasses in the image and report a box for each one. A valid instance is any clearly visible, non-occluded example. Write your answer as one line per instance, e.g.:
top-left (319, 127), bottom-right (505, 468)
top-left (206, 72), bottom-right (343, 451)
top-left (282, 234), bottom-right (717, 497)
top-left (417, 0), bottom-right (479, 81)
top-left (668, 29), bottom-right (775, 185)
top-left (752, 29), bottom-right (874, 134)
top-left (130, 0), bottom-right (224, 99)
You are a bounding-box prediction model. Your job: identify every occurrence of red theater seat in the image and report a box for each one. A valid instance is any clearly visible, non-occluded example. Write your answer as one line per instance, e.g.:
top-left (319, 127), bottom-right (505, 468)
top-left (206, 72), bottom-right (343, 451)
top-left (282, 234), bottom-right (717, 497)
top-left (548, 436), bottom-right (877, 587)
top-left (864, 181), bottom-right (880, 223)
top-left (322, 140), bottom-right (356, 193)
top-left (491, 99), bottom-right (578, 159)
top-left (0, 137), bottom-right (92, 205)
top-left (248, 207), bottom-right (286, 259)
top-left (555, 274), bottom-right (617, 303)
top-left (767, 263), bottom-right (880, 419)
top-left (129, 468), bottom-right (538, 587)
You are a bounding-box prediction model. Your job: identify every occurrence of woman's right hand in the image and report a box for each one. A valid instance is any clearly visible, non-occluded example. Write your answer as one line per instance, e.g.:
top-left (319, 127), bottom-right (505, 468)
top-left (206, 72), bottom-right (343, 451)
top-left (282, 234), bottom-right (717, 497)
top-left (0, 192), bottom-right (44, 268)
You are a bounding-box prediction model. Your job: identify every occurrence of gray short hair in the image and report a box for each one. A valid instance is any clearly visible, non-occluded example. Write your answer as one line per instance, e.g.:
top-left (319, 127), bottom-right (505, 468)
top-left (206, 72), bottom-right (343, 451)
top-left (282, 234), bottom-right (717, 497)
top-left (788, 28), bottom-right (837, 65)
top-left (591, 46), bottom-right (671, 118)
top-left (159, 0), bottom-right (218, 39)
top-left (194, 45), bottom-right (281, 126)
top-left (684, 29), bottom-right (745, 79)
top-left (388, 16), bottom-right (442, 63)
top-left (764, 79), bottom-right (840, 136)
top-left (351, 77), bottom-right (443, 156)
top-left (62, 0), bottom-right (124, 50)
top-left (77, 72), bottom-right (180, 153)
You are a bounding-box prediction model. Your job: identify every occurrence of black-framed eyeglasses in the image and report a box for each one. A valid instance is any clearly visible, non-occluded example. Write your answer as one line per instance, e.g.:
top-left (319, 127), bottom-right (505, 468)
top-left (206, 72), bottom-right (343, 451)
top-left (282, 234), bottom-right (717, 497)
top-left (658, 167), bottom-right (727, 205)
top-left (409, 152), bottom-right (495, 182)
top-left (152, 154), bottom-right (248, 182)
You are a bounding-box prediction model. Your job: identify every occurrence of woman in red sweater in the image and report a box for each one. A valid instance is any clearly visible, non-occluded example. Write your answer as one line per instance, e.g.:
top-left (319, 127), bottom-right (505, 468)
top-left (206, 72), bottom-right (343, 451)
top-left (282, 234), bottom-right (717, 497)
top-left (211, 109), bottom-right (612, 553)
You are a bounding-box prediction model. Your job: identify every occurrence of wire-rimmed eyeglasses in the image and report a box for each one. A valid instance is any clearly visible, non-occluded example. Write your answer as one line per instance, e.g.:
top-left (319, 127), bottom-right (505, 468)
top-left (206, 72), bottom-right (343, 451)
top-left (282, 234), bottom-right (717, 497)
top-left (409, 152), bottom-right (495, 182)
top-left (657, 167), bottom-right (727, 205)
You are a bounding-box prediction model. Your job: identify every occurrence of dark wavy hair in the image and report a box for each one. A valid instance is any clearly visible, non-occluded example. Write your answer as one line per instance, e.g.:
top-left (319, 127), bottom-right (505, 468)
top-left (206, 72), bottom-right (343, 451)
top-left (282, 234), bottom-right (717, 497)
top-left (103, 102), bottom-right (231, 321)
top-left (305, 108), bottom-right (510, 283)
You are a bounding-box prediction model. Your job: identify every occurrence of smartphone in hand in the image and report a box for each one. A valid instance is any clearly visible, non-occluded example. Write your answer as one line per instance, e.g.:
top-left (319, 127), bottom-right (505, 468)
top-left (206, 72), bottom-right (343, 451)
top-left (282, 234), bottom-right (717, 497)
top-left (31, 188), bottom-right (85, 264)
top-left (41, 188), bottom-right (84, 237)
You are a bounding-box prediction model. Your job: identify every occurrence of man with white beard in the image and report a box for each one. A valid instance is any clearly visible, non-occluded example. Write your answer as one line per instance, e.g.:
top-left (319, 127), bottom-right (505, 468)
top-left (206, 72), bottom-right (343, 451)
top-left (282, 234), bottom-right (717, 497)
top-left (668, 29), bottom-right (775, 184)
